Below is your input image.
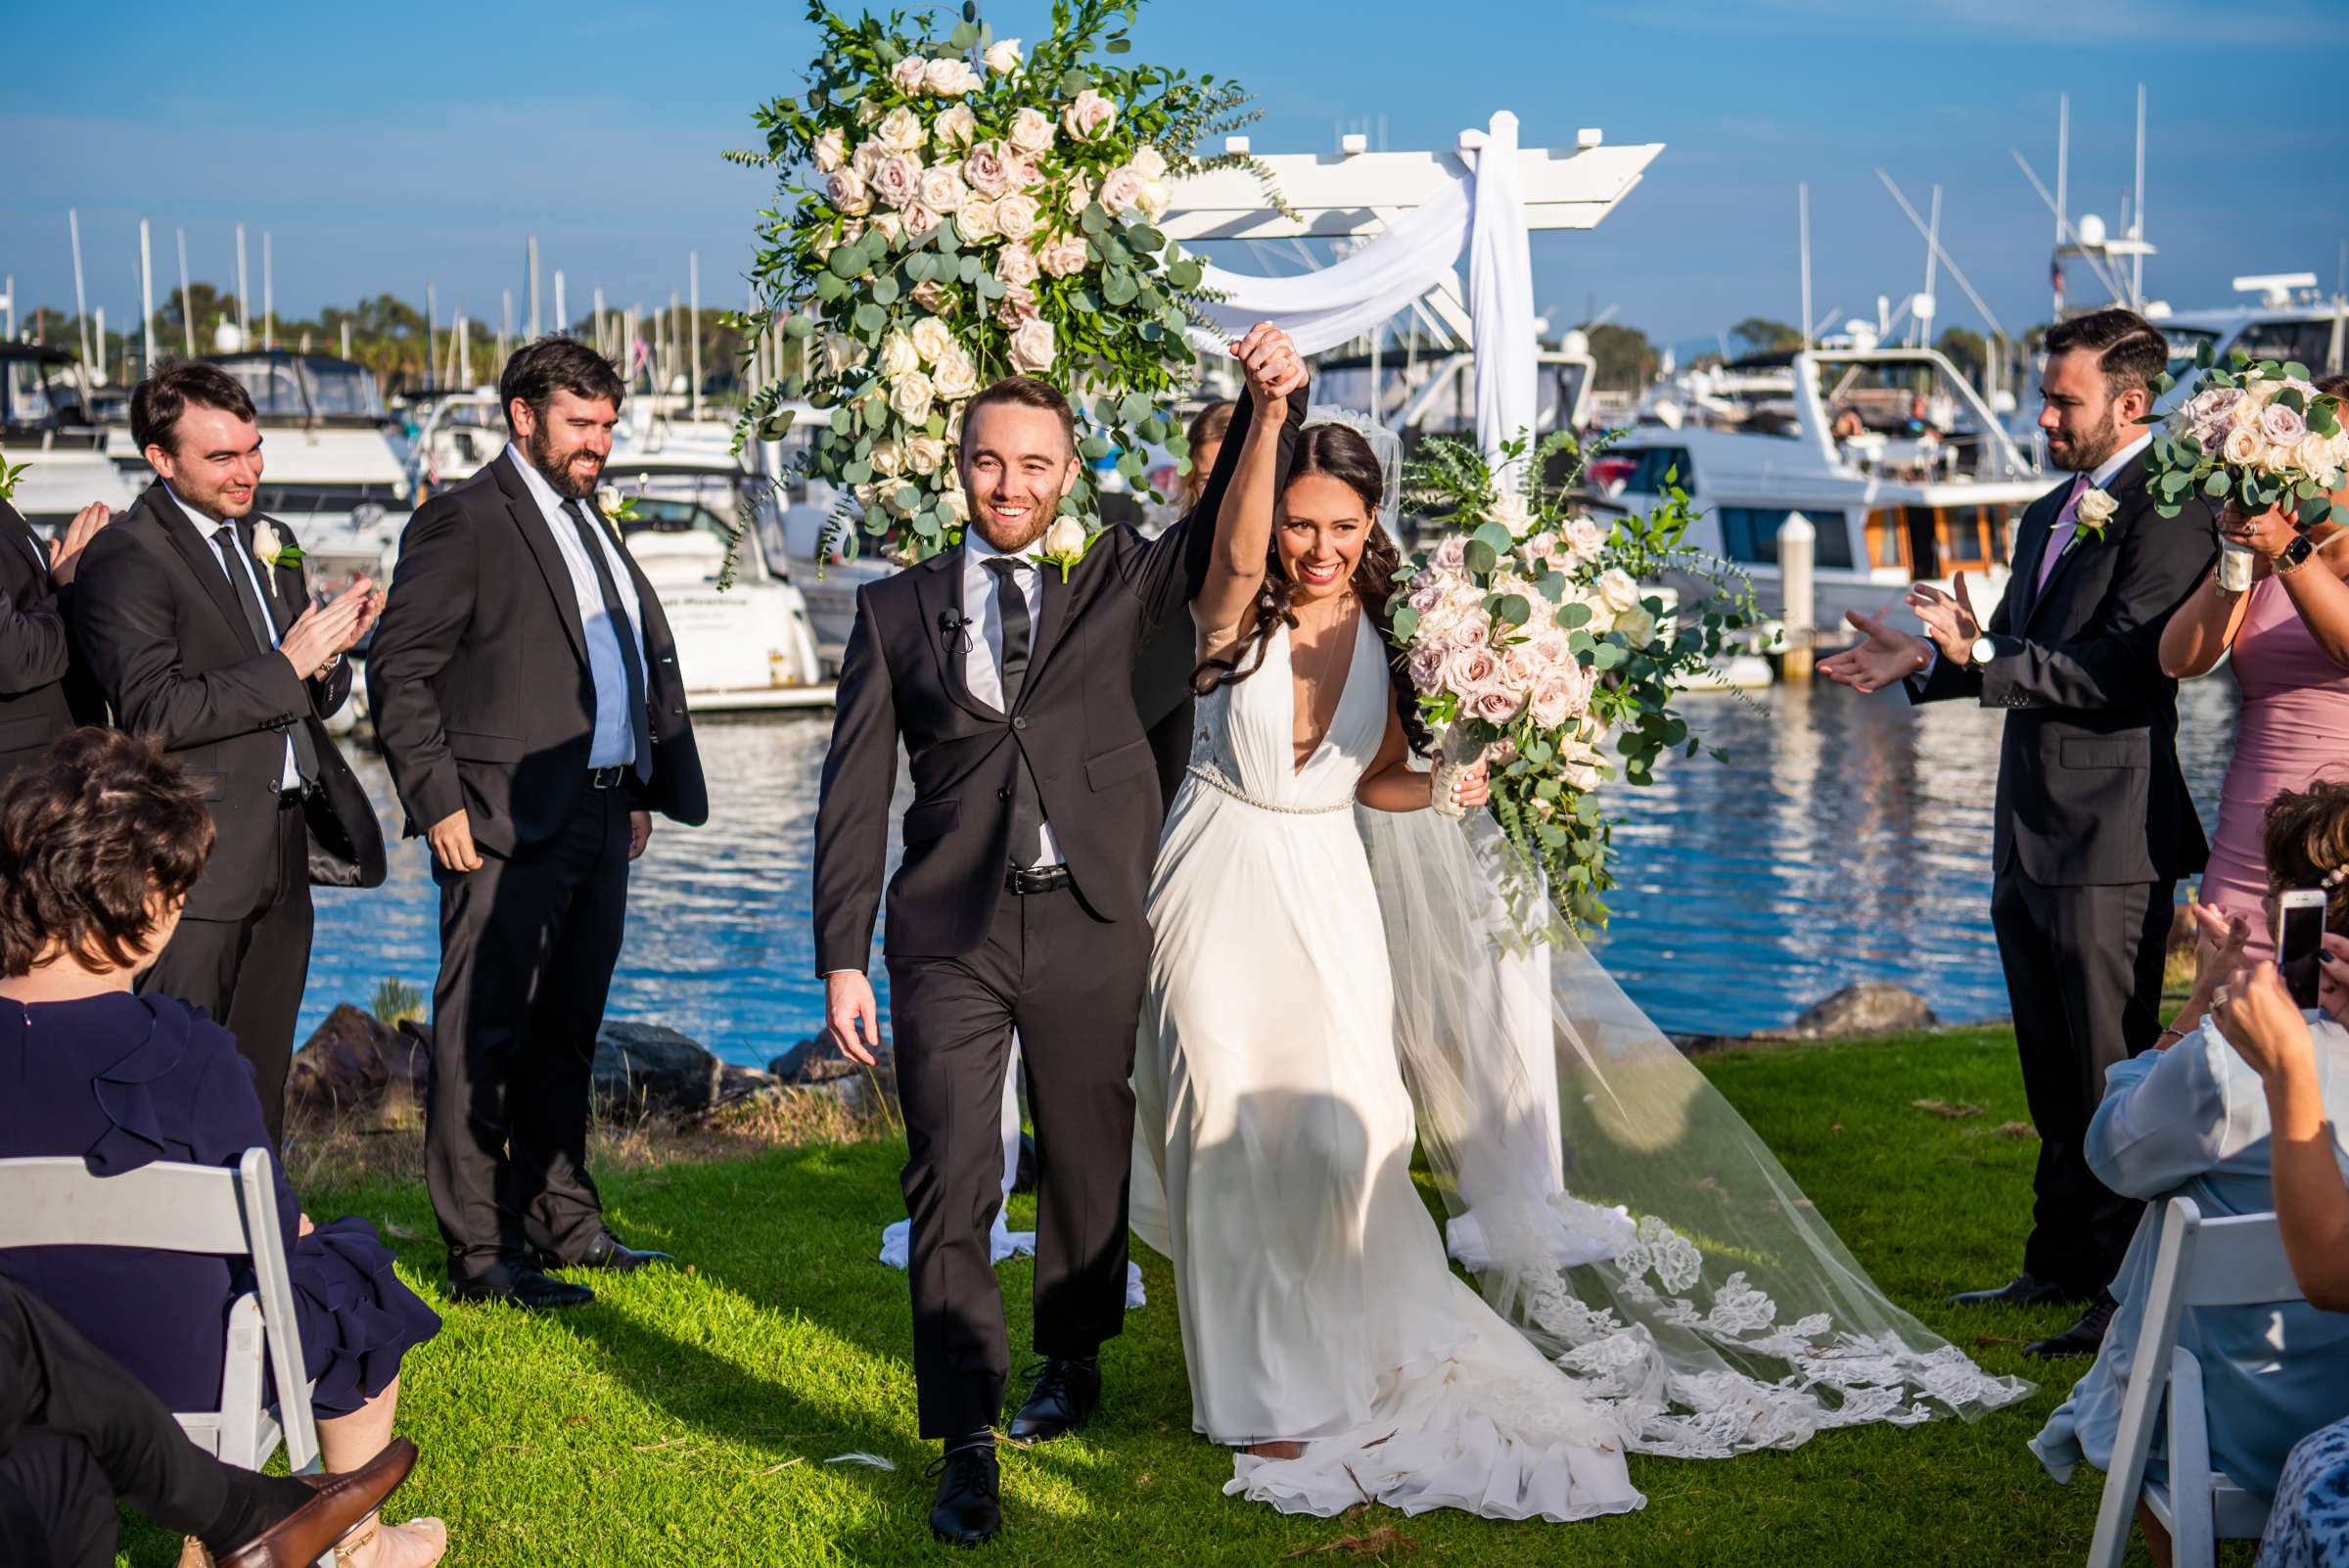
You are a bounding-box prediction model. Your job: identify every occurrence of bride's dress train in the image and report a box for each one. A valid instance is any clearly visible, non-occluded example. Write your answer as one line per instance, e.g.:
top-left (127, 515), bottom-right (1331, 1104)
top-left (1131, 614), bottom-right (2032, 1520)
top-left (1130, 618), bottom-right (1638, 1521)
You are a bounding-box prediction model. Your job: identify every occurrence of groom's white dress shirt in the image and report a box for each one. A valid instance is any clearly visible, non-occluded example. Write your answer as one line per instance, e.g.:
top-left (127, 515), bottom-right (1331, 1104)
top-left (960, 530), bottom-right (1062, 869)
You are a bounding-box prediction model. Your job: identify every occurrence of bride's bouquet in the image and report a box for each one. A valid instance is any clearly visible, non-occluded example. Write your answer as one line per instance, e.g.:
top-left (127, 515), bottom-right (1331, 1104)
top-left (2149, 343), bottom-right (2348, 527)
top-left (1395, 435), bottom-right (1759, 933)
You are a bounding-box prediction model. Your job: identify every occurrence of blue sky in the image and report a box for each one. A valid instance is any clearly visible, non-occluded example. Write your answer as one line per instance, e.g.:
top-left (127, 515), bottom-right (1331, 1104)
top-left (5, 0), bottom-right (2344, 356)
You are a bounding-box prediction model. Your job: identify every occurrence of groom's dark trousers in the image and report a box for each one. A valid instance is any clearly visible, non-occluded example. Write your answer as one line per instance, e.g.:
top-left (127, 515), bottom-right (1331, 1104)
top-left (1910, 447), bottom-right (2211, 1296)
top-left (812, 383), bottom-right (1305, 1438)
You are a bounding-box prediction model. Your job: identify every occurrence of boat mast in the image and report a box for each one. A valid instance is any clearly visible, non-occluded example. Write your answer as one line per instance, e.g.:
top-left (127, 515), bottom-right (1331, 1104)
top-left (1798, 183), bottom-right (1813, 351)
top-left (2051, 94), bottom-right (2068, 319)
top-left (174, 227), bottom-right (194, 358)
top-left (689, 252), bottom-right (704, 422)
top-left (68, 208), bottom-right (93, 380)
top-left (138, 220), bottom-right (156, 376)
top-left (235, 224), bottom-right (250, 345)
top-left (2131, 83), bottom-right (2146, 311)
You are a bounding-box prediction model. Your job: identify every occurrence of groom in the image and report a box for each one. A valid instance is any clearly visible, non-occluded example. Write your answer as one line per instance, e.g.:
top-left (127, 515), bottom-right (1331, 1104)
top-left (813, 331), bottom-right (1306, 1545)
top-left (1821, 307), bottom-right (2213, 1359)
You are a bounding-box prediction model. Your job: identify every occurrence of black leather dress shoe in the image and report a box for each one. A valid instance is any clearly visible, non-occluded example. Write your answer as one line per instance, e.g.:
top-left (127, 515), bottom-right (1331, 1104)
top-left (1006, 1358), bottom-right (1100, 1446)
top-left (447, 1261), bottom-right (595, 1309)
top-left (1947, 1272), bottom-right (2089, 1309)
top-left (551, 1230), bottom-right (673, 1273)
top-left (2025, 1293), bottom-right (2118, 1360)
top-left (928, 1444), bottom-right (1001, 1546)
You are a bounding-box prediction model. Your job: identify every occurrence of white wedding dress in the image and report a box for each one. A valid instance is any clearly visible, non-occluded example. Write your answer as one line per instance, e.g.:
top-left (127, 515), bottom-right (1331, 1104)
top-left (1128, 617), bottom-right (1641, 1522)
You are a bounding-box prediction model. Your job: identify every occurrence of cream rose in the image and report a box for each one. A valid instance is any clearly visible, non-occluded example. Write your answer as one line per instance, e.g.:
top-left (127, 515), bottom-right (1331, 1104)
top-left (1135, 181), bottom-right (1171, 222)
top-left (955, 199), bottom-right (999, 243)
top-left (905, 434), bottom-right (948, 476)
top-left (908, 315), bottom-right (956, 365)
top-left (813, 127), bottom-right (847, 173)
top-left (877, 106), bottom-right (925, 155)
top-left (1130, 144), bottom-right (1168, 182)
top-left (917, 166), bottom-right (968, 212)
top-left (1488, 491), bottom-right (1535, 539)
top-left (961, 140), bottom-right (1012, 199)
top-left (1007, 106), bottom-right (1055, 157)
top-left (1098, 165), bottom-right (1145, 216)
top-left (1593, 568), bottom-right (1641, 616)
top-left (992, 192), bottom-right (1040, 242)
top-left (910, 279), bottom-right (955, 315)
top-left (869, 438), bottom-right (905, 478)
top-left (994, 242), bottom-right (1040, 289)
top-left (1008, 317), bottom-right (1056, 374)
top-left (993, 285), bottom-right (1040, 328)
top-left (2223, 425), bottom-right (2266, 468)
top-left (852, 138), bottom-right (888, 179)
top-left (869, 211), bottom-right (906, 244)
top-left (936, 484), bottom-right (970, 526)
top-left (900, 202), bottom-right (941, 240)
top-left (1613, 604), bottom-right (1657, 648)
top-left (984, 36), bottom-right (1023, 74)
top-left (1061, 88), bottom-right (1116, 140)
top-left (871, 152), bottom-right (924, 209)
top-left (924, 58), bottom-right (979, 97)
top-left (820, 333), bottom-right (868, 376)
top-left (932, 346), bottom-right (981, 401)
top-left (1039, 234), bottom-right (1090, 278)
top-left (1064, 173), bottom-right (1092, 217)
top-left (933, 103), bottom-right (977, 151)
top-left (2075, 487), bottom-right (2119, 529)
top-left (890, 56), bottom-right (929, 95)
top-left (878, 332), bottom-right (922, 380)
top-left (1040, 513), bottom-right (1088, 559)
top-left (826, 167), bottom-right (872, 216)
top-left (889, 370), bottom-right (936, 424)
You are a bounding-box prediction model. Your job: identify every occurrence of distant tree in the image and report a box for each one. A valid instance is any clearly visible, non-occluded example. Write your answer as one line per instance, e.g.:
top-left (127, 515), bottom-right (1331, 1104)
top-left (1583, 322), bottom-right (1658, 392)
top-left (1730, 316), bottom-right (1803, 356)
top-left (1935, 326), bottom-right (1988, 384)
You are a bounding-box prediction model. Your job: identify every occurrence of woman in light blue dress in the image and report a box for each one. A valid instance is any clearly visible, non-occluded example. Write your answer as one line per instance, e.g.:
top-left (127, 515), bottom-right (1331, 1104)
top-left (2030, 784), bottom-right (2349, 1551)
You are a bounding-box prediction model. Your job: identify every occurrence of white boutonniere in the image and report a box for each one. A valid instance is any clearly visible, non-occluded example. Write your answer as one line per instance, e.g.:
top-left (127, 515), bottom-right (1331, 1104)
top-left (249, 520), bottom-right (303, 570)
top-left (1032, 512), bottom-right (1097, 583)
top-left (2073, 486), bottom-right (2119, 545)
top-left (0, 449), bottom-right (27, 504)
top-left (595, 476), bottom-right (646, 526)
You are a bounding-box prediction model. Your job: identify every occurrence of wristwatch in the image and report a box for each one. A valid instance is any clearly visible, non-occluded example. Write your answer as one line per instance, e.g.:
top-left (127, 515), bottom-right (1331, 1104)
top-left (2275, 533), bottom-right (2316, 576)
top-left (1967, 633), bottom-right (1999, 668)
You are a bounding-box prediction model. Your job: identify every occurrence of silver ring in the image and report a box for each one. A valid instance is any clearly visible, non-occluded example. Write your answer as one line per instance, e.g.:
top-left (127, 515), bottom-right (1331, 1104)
top-left (2213, 984), bottom-right (2232, 1005)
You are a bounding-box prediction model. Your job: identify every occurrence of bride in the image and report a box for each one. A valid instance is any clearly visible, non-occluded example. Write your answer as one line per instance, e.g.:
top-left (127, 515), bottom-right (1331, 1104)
top-left (1129, 328), bottom-right (2032, 1522)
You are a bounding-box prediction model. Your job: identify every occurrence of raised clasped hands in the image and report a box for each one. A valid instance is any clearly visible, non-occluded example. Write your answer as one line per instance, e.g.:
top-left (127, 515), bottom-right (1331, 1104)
top-left (45, 502), bottom-right (113, 586)
top-left (279, 577), bottom-right (381, 681)
top-left (1906, 572), bottom-right (1982, 664)
top-left (2186, 899), bottom-right (2253, 1006)
top-left (1232, 322), bottom-right (1307, 417)
top-left (1818, 601), bottom-right (1931, 695)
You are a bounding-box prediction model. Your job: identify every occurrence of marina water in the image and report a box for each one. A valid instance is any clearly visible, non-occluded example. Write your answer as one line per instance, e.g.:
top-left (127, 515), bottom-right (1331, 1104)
top-left (300, 679), bottom-right (2238, 1058)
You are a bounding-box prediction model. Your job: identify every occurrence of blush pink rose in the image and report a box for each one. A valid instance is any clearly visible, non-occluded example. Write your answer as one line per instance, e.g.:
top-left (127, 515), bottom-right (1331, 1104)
top-left (961, 140), bottom-right (1013, 199)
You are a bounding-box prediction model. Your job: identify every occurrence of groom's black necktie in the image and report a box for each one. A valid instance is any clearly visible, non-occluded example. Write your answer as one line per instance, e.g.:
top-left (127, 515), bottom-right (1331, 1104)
top-left (213, 523), bottom-right (319, 785)
top-left (983, 556), bottom-right (1043, 868)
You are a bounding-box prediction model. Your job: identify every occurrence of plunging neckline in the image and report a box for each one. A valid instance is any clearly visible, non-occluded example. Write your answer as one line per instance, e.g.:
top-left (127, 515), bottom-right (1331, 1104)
top-left (1285, 610), bottom-right (1363, 775)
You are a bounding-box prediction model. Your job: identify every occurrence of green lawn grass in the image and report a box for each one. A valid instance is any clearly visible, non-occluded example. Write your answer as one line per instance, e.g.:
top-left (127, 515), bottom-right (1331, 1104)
top-left (122, 1027), bottom-right (2185, 1566)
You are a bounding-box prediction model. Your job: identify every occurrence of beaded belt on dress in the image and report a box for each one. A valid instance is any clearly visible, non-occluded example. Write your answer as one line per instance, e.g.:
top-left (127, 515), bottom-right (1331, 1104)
top-left (1185, 762), bottom-right (1356, 815)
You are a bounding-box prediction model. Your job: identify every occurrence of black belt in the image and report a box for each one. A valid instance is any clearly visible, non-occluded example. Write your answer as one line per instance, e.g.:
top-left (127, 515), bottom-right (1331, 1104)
top-left (587, 765), bottom-right (628, 790)
top-left (1003, 864), bottom-right (1074, 896)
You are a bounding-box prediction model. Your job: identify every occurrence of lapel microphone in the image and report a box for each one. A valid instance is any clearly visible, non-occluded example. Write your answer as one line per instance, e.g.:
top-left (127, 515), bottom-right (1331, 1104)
top-left (938, 608), bottom-right (973, 651)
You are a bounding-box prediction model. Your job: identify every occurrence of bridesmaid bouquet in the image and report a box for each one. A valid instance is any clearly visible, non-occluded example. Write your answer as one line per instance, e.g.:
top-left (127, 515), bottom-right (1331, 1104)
top-left (729, 0), bottom-right (1280, 569)
top-left (2149, 344), bottom-right (2349, 528)
top-left (1392, 435), bottom-right (1760, 932)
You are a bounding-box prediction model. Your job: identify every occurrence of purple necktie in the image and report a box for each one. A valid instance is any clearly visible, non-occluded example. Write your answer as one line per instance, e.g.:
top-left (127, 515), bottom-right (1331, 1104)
top-left (2036, 474), bottom-right (2092, 594)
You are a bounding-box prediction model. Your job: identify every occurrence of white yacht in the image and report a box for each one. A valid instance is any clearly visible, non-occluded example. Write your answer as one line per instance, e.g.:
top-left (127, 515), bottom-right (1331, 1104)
top-left (403, 389), bottom-right (509, 497)
top-left (1, 346), bottom-right (135, 530)
top-left (1597, 346), bottom-right (2045, 634)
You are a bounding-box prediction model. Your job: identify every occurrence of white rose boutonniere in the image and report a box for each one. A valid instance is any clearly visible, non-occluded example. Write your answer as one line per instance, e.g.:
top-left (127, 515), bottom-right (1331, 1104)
top-left (1034, 512), bottom-right (1095, 582)
top-left (2074, 485), bottom-right (2119, 544)
top-left (250, 519), bottom-right (304, 569)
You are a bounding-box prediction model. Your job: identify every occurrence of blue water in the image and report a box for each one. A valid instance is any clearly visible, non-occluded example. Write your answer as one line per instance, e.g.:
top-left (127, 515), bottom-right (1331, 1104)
top-left (299, 679), bottom-right (2239, 1059)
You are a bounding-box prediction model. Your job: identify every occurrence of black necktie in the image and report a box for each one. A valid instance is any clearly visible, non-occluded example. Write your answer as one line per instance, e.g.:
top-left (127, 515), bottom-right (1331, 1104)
top-left (565, 500), bottom-right (653, 783)
top-left (982, 556), bottom-right (1042, 867)
top-left (214, 524), bottom-right (319, 785)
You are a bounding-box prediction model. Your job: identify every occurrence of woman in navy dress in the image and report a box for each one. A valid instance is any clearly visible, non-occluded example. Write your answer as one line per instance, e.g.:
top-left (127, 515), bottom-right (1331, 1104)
top-left (0, 728), bottom-right (445, 1568)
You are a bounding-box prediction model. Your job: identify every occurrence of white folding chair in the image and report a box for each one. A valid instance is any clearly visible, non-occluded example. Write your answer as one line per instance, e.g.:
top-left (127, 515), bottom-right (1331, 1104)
top-left (2087, 1196), bottom-right (2302, 1568)
top-left (0, 1148), bottom-right (322, 1475)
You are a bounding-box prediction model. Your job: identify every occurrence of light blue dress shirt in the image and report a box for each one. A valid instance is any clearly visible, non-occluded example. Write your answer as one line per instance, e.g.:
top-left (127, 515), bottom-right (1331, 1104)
top-left (504, 443), bottom-right (647, 771)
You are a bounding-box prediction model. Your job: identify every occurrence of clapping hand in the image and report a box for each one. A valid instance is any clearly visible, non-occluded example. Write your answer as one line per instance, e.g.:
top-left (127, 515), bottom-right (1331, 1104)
top-left (45, 502), bottom-right (112, 586)
top-left (1906, 573), bottom-right (1983, 664)
top-left (279, 578), bottom-right (378, 679)
top-left (1818, 602), bottom-right (1932, 694)
top-left (2187, 899), bottom-right (2253, 1004)
top-left (1232, 323), bottom-right (1307, 415)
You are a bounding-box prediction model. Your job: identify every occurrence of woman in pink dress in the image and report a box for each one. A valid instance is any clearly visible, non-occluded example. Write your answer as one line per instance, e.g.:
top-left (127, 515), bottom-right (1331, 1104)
top-left (2162, 377), bottom-right (2349, 955)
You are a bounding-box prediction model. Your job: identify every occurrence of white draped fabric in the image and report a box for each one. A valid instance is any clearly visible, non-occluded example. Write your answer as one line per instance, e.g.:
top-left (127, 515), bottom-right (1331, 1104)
top-left (1186, 112), bottom-right (1538, 479)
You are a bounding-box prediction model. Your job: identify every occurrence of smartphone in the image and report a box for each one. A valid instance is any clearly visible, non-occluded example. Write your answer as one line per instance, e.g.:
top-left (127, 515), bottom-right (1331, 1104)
top-left (2279, 888), bottom-right (2327, 1010)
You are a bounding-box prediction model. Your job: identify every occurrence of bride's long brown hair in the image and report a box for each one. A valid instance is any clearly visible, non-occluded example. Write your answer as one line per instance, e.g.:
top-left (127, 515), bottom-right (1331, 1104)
top-left (1191, 422), bottom-right (1432, 755)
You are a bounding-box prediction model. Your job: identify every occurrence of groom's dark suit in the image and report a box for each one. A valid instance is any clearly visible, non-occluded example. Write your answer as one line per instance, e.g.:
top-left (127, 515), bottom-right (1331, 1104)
top-left (814, 383), bottom-right (1305, 1438)
top-left (1910, 443), bottom-right (2213, 1294)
